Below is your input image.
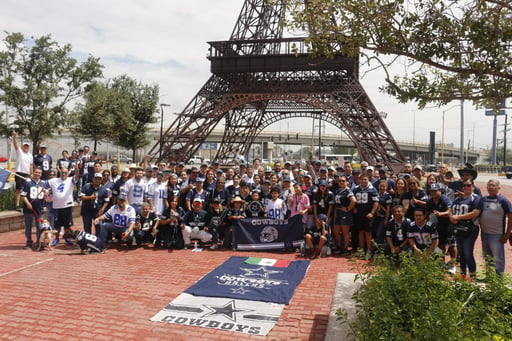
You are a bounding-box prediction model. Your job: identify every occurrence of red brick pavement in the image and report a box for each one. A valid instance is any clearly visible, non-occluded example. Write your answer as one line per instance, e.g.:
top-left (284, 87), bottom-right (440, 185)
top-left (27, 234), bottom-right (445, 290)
top-left (1, 177), bottom-right (512, 340)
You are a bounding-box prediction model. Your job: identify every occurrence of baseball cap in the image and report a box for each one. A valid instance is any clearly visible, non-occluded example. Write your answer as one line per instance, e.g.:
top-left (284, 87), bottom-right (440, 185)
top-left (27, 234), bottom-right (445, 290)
top-left (117, 194), bottom-right (127, 201)
top-left (317, 214), bottom-right (327, 222)
top-left (193, 198), bottom-right (203, 205)
top-left (282, 176), bottom-right (291, 182)
top-left (121, 168), bottom-right (130, 173)
top-left (413, 165), bottom-right (423, 171)
top-left (93, 173), bottom-right (102, 178)
top-left (320, 167), bottom-right (327, 172)
top-left (22, 142), bottom-right (30, 146)
top-left (145, 166), bottom-right (153, 172)
top-left (264, 166), bottom-right (272, 172)
top-left (429, 183), bottom-right (441, 191)
top-left (319, 179), bottom-right (328, 186)
top-left (40, 144), bottom-right (47, 148)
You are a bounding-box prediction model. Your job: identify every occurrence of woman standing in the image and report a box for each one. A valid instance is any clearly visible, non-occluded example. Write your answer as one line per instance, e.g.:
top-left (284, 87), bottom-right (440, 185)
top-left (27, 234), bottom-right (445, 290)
top-left (403, 178), bottom-right (428, 220)
top-left (448, 179), bottom-right (482, 277)
top-left (333, 175), bottom-right (356, 255)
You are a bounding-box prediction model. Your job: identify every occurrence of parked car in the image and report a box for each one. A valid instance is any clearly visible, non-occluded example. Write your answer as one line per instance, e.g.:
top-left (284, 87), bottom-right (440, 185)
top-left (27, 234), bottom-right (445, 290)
top-left (111, 154), bottom-right (133, 164)
top-left (502, 166), bottom-right (512, 179)
top-left (188, 155), bottom-right (205, 164)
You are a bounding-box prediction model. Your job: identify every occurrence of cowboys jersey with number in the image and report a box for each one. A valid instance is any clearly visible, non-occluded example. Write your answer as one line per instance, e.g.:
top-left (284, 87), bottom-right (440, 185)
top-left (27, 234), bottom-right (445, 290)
top-left (182, 209), bottom-right (210, 230)
top-left (353, 184), bottom-right (379, 214)
top-left (386, 217), bottom-right (412, 246)
top-left (334, 187), bottom-right (354, 209)
top-left (44, 176), bottom-right (76, 209)
top-left (104, 204), bottom-right (136, 228)
top-left (76, 231), bottom-right (105, 252)
top-left (33, 153), bottom-right (52, 180)
top-left (21, 179), bottom-right (45, 214)
top-left (122, 178), bottom-right (145, 205)
top-left (138, 211), bottom-right (160, 232)
top-left (407, 220), bottom-right (439, 249)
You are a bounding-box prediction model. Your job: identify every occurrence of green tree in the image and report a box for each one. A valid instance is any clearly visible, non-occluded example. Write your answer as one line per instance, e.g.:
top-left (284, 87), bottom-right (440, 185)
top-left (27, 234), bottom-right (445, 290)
top-left (110, 75), bottom-right (159, 161)
top-left (0, 32), bottom-right (103, 150)
top-left (287, 0), bottom-right (512, 109)
top-left (70, 81), bottom-right (133, 151)
top-left (485, 146), bottom-right (512, 165)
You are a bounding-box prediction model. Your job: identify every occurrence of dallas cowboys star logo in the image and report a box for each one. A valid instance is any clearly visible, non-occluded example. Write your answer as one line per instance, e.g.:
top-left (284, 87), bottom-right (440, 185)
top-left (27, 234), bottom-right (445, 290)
top-left (202, 300), bottom-right (253, 321)
top-left (230, 286), bottom-right (251, 295)
top-left (239, 266), bottom-right (282, 279)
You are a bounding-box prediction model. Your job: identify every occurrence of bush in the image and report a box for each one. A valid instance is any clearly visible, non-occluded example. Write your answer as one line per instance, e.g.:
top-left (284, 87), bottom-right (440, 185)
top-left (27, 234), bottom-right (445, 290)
top-left (0, 185), bottom-right (16, 211)
top-left (338, 253), bottom-right (512, 340)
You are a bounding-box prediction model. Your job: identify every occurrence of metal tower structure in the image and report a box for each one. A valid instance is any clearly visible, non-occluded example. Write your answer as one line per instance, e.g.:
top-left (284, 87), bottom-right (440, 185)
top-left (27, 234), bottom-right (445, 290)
top-left (148, 0), bottom-right (406, 169)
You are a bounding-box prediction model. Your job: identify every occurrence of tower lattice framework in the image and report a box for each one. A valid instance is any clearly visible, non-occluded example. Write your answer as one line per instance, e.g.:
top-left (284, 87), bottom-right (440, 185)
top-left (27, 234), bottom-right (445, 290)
top-left (148, 0), bottom-right (406, 169)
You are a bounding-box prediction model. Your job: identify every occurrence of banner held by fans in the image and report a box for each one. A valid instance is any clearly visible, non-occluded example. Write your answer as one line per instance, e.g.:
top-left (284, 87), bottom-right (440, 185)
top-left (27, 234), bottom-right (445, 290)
top-left (233, 215), bottom-right (304, 251)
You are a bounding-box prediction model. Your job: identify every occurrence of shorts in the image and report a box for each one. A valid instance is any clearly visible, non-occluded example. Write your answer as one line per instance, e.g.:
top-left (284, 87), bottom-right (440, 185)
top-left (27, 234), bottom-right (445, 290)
top-left (54, 207), bottom-right (74, 229)
top-left (15, 172), bottom-right (29, 190)
top-left (354, 213), bottom-right (374, 233)
top-left (334, 209), bottom-right (353, 226)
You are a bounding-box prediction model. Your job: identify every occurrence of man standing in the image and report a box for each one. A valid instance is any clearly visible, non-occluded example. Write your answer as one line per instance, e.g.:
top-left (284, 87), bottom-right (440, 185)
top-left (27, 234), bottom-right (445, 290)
top-left (480, 179), bottom-right (512, 275)
top-left (20, 167), bottom-right (44, 249)
top-left (12, 131), bottom-right (33, 210)
top-left (79, 173), bottom-right (110, 235)
top-left (121, 167), bottom-right (145, 215)
top-left (33, 144), bottom-right (52, 180)
top-left (44, 164), bottom-right (80, 246)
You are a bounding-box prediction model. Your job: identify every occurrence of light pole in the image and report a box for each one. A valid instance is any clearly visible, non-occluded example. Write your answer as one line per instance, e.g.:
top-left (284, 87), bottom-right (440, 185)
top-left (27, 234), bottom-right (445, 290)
top-left (442, 104), bottom-right (460, 163)
top-left (160, 103), bottom-right (171, 160)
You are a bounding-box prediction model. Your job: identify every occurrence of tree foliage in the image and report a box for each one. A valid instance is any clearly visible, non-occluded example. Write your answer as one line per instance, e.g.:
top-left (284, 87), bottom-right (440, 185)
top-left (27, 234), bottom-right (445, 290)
top-left (287, 0), bottom-right (512, 109)
top-left (70, 81), bottom-right (133, 151)
top-left (110, 75), bottom-right (159, 160)
top-left (0, 32), bottom-right (103, 150)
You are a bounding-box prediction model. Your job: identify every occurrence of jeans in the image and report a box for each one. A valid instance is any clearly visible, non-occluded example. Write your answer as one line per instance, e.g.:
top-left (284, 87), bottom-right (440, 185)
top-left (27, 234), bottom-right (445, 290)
top-left (481, 232), bottom-right (506, 274)
top-left (375, 217), bottom-right (386, 246)
top-left (24, 213), bottom-right (42, 246)
top-left (456, 225), bottom-right (479, 275)
top-left (98, 222), bottom-right (133, 243)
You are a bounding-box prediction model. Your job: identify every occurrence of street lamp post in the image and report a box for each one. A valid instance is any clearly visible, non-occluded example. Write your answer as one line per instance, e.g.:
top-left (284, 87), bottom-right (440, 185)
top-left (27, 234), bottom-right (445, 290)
top-left (442, 104), bottom-right (460, 164)
top-left (160, 103), bottom-right (171, 160)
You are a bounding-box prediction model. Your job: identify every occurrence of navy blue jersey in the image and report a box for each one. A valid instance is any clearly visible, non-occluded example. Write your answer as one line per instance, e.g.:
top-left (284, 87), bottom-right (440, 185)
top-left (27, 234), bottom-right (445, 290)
top-left (167, 184), bottom-right (181, 201)
top-left (161, 207), bottom-right (184, 228)
top-left (376, 192), bottom-right (392, 218)
top-left (21, 179), bottom-right (45, 214)
top-left (182, 209), bottom-right (210, 230)
top-left (33, 153), bottom-right (52, 180)
top-left (451, 194), bottom-right (483, 226)
top-left (209, 208), bottom-right (229, 229)
top-left (449, 180), bottom-right (482, 196)
top-left (186, 189), bottom-right (207, 205)
top-left (76, 231), bottom-right (105, 252)
top-left (386, 218), bottom-right (411, 246)
top-left (112, 178), bottom-right (127, 197)
top-left (353, 184), bottom-right (379, 214)
top-left (138, 211), bottom-right (160, 232)
top-left (206, 188), bottom-right (229, 207)
top-left (312, 189), bottom-right (335, 215)
top-left (334, 188), bottom-right (354, 210)
top-left (79, 183), bottom-right (110, 216)
top-left (426, 194), bottom-right (452, 229)
top-left (56, 158), bottom-right (72, 176)
top-left (402, 189), bottom-right (428, 219)
top-left (407, 220), bottom-right (438, 249)
top-left (246, 200), bottom-right (265, 217)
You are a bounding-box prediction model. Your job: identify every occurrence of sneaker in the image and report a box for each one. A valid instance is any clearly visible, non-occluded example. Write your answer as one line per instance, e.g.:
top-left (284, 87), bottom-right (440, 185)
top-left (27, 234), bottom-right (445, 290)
top-left (16, 206), bottom-right (22, 212)
top-left (365, 251), bottom-right (372, 260)
top-left (209, 244), bottom-right (218, 250)
top-left (310, 252), bottom-right (317, 260)
top-left (51, 238), bottom-right (60, 247)
top-left (448, 266), bottom-right (457, 275)
top-left (65, 238), bottom-right (73, 245)
top-left (23, 244), bottom-right (32, 250)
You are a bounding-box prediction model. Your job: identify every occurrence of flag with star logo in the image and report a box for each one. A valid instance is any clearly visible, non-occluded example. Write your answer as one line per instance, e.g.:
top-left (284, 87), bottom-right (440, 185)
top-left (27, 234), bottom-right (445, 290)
top-left (184, 256), bottom-right (310, 304)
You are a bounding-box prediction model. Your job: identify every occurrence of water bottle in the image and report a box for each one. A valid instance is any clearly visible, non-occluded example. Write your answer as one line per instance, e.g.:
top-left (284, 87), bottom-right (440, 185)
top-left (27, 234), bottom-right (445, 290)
top-left (194, 241), bottom-right (198, 249)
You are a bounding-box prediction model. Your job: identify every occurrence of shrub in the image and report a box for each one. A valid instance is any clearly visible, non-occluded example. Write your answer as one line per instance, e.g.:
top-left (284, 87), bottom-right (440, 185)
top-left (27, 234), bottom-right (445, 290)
top-left (0, 186), bottom-right (16, 211)
top-left (338, 253), bottom-right (512, 340)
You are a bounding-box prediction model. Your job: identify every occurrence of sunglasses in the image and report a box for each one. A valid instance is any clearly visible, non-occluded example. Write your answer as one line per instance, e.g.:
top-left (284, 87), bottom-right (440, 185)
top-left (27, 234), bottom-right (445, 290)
top-left (463, 184), bottom-right (473, 187)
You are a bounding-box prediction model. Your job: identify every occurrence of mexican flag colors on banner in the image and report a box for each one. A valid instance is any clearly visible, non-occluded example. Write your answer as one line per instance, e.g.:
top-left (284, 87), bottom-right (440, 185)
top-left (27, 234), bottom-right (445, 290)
top-left (245, 257), bottom-right (291, 268)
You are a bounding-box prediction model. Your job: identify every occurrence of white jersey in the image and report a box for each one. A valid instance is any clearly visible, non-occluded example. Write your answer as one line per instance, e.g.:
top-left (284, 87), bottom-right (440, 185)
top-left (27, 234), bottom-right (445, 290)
top-left (15, 148), bottom-right (33, 173)
top-left (147, 182), bottom-right (168, 215)
top-left (265, 198), bottom-right (286, 220)
top-left (121, 178), bottom-right (145, 205)
top-left (45, 177), bottom-right (76, 209)
top-left (104, 204), bottom-right (136, 228)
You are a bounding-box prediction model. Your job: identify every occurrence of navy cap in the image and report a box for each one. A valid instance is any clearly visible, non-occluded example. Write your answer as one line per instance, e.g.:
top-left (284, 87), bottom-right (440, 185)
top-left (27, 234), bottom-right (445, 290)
top-left (317, 214), bottom-right (327, 222)
top-left (319, 179), bottom-right (328, 186)
top-left (282, 176), bottom-right (291, 182)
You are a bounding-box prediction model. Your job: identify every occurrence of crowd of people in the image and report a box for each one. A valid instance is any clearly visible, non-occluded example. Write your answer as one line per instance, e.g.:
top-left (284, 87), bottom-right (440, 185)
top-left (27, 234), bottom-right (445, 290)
top-left (13, 129), bottom-right (512, 276)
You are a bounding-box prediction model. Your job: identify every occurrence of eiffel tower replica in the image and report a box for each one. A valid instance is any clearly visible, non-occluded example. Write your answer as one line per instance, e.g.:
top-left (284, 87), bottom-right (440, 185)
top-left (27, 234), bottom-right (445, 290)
top-left (148, 0), bottom-right (406, 169)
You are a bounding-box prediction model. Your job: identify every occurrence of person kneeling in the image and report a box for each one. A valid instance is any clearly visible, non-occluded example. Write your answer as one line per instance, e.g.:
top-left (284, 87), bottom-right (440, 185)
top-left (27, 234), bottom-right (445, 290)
top-left (305, 213), bottom-right (329, 260)
top-left (65, 229), bottom-right (105, 254)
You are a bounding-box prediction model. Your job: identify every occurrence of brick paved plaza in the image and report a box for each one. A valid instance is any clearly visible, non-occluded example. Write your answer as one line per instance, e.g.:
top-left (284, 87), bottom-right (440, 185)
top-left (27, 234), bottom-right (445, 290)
top-left (1, 176), bottom-right (512, 340)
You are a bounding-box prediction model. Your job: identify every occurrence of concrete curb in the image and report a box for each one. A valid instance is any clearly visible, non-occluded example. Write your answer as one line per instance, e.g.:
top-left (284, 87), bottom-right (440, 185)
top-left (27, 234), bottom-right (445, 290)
top-left (325, 273), bottom-right (362, 341)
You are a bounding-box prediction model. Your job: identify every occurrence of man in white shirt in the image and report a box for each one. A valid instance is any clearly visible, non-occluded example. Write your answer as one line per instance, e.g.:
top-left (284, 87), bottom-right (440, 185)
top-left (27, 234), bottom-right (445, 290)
top-left (121, 167), bottom-right (145, 215)
top-left (12, 131), bottom-right (33, 210)
top-left (44, 163), bottom-right (80, 246)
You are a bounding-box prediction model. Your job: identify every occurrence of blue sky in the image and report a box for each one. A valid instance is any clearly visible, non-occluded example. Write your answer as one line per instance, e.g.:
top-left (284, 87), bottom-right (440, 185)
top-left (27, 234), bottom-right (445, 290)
top-left (0, 0), bottom-right (499, 151)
